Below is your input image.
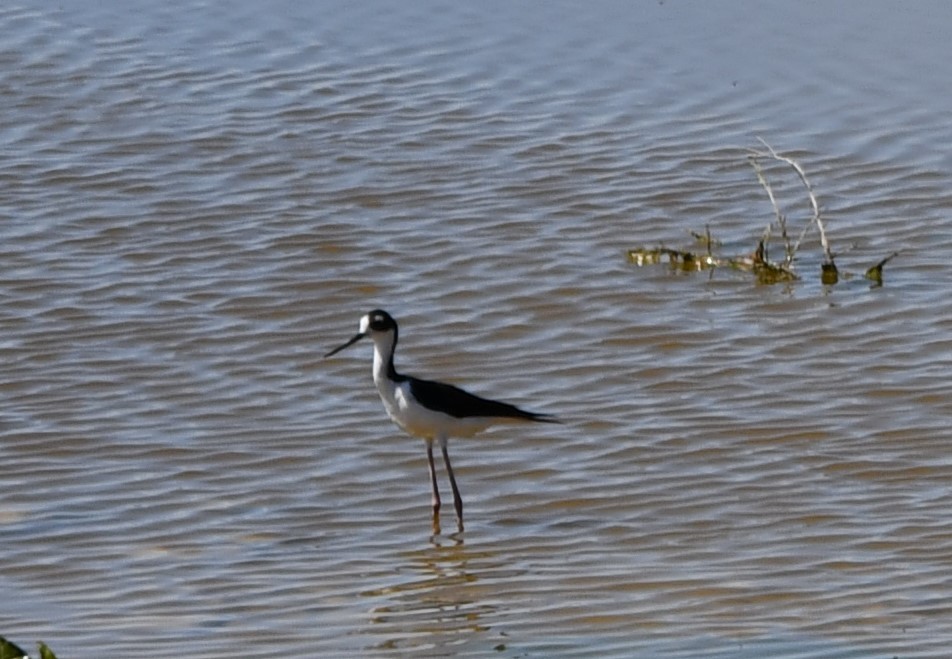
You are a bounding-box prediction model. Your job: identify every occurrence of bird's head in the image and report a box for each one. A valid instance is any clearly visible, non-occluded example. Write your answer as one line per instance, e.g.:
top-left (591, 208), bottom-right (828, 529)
top-left (324, 309), bottom-right (398, 357)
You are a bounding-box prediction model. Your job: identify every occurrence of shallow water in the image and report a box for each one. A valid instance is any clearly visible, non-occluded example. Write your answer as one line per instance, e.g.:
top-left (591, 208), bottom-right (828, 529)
top-left (2, 1), bottom-right (952, 657)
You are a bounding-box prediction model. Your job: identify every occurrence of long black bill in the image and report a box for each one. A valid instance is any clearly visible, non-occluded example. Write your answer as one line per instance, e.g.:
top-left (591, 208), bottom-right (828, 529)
top-left (324, 332), bottom-right (365, 358)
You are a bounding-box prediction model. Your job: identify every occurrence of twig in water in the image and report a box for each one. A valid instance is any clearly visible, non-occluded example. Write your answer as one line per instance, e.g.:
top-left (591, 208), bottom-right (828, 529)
top-left (749, 138), bottom-right (837, 280)
top-left (748, 156), bottom-right (792, 264)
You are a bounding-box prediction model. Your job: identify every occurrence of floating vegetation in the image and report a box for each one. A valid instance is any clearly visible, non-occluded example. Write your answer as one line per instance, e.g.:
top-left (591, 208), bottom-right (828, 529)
top-left (627, 239), bottom-right (798, 284)
top-left (0, 636), bottom-right (57, 659)
top-left (864, 251), bottom-right (899, 286)
top-left (628, 138), bottom-right (898, 286)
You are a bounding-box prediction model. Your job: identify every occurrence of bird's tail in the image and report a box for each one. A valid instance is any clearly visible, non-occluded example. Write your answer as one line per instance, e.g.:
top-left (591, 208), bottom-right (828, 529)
top-left (523, 411), bottom-right (561, 424)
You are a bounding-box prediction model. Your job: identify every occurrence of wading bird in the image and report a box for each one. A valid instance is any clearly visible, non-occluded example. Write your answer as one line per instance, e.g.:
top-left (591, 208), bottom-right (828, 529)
top-left (325, 309), bottom-right (558, 533)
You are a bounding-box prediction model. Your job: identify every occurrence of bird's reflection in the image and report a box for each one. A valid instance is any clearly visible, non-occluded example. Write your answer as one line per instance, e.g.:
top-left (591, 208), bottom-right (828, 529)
top-left (361, 538), bottom-right (511, 653)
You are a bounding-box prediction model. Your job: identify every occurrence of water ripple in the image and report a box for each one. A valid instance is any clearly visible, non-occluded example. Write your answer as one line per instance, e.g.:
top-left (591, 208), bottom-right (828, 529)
top-left (1, 1), bottom-right (951, 657)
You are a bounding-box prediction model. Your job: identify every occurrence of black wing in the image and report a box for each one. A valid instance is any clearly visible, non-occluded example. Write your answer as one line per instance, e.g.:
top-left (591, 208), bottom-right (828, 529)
top-left (408, 377), bottom-right (558, 423)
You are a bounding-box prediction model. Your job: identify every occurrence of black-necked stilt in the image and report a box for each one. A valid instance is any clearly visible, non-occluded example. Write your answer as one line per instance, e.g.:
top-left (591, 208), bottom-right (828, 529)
top-left (325, 309), bottom-right (558, 533)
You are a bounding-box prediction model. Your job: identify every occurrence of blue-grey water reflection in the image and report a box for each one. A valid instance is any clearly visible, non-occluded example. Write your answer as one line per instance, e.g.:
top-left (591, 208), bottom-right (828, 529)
top-left (1, 1), bottom-right (951, 657)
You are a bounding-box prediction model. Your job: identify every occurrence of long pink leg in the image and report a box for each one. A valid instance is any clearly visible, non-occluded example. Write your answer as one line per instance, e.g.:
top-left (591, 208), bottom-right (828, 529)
top-left (426, 439), bottom-right (441, 533)
top-left (440, 437), bottom-right (464, 532)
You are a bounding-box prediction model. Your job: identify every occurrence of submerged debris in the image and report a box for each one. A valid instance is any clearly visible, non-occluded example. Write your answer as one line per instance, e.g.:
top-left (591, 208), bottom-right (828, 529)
top-left (627, 240), bottom-right (798, 284)
top-left (864, 251), bottom-right (899, 286)
top-left (0, 636), bottom-right (26, 659)
top-left (628, 139), bottom-right (898, 285)
top-left (0, 636), bottom-right (58, 659)
top-left (626, 246), bottom-right (716, 270)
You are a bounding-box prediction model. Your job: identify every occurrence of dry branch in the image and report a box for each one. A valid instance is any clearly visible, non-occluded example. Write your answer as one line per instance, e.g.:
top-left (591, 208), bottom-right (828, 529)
top-left (748, 138), bottom-right (837, 275)
top-left (627, 140), bottom-right (898, 286)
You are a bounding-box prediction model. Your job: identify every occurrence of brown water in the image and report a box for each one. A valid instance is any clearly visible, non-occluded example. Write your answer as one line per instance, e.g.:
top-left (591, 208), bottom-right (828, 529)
top-left (2, 1), bottom-right (952, 657)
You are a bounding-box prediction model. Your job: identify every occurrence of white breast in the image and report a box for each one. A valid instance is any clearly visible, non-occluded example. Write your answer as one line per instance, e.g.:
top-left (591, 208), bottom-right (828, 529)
top-left (374, 377), bottom-right (491, 439)
top-left (370, 335), bottom-right (495, 440)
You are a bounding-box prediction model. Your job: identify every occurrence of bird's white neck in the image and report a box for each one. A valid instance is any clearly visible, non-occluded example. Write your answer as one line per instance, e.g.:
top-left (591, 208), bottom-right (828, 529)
top-left (371, 331), bottom-right (398, 385)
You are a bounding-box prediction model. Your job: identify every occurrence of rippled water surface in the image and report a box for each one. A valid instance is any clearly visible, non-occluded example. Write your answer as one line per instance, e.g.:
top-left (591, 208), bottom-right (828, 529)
top-left (2, 1), bottom-right (952, 657)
